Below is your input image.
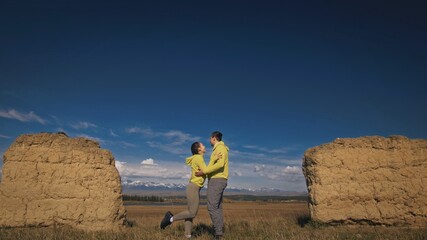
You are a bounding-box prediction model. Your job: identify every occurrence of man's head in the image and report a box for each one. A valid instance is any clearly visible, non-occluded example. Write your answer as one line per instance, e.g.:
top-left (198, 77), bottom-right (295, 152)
top-left (191, 142), bottom-right (206, 155)
top-left (209, 131), bottom-right (222, 146)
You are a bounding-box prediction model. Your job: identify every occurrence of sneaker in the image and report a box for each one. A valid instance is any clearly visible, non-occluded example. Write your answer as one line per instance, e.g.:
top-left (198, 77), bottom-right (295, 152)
top-left (160, 211), bottom-right (173, 229)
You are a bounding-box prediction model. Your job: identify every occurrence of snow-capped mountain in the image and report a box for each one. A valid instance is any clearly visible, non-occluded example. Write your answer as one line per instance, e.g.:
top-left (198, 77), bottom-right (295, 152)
top-left (121, 180), bottom-right (306, 196)
top-left (122, 179), bottom-right (187, 190)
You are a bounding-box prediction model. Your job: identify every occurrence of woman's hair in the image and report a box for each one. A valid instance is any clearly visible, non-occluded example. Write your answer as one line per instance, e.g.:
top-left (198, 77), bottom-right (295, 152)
top-left (191, 142), bottom-right (201, 155)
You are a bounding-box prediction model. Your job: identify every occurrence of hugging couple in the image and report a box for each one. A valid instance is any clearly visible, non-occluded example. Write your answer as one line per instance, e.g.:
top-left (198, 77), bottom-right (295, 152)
top-left (160, 131), bottom-right (229, 240)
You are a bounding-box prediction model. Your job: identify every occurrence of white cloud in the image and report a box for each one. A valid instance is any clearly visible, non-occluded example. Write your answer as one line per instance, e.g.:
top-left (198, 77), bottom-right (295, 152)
top-left (162, 130), bottom-right (200, 144)
top-left (71, 121), bottom-right (97, 129)
top-left (125, 127), bottom-right (139, 133)
top-left (141, 158), bottom-right (157, 165)
top-left (243, 145), bottom-right (295, 154)
top-left (147, 141), bottom-right (188, 155)
top-left (253, 164), bottom-right (304, 182)
top-left (110, 129), bottom-right (119, 137)
top-left (282, 166), bottom-right (301, 175)
top-left (125, 127), bottom-right (154, 135)
top-left (0, 134), bottom-right (12, 139)
top-left (233, 170), bottom-right (243, 177)
top-left (229, 149), bottom-right (266, 160)
top-left (56, 128), bottom-right (67, 133)
top-left (127, 127), bottom-right (201, 155)
top-left (115, 159), bottom-right (307, 192)
top-left (120, 141), bottom-right (137, 148)
top-left (254, 164), bottom-right (266, 172)
top-left (77, 134), bottom-right (105, 145)
top-left (50, 115), bottom-right (63, 126)
top-left (127, 128), bottom-right (199, 142)
top-left (115, 160), bottom-right (188, 180)
top-left (0, 109), bottom-right (47, 124)
top-left (115, 161), bottom-right (127, 173)
top-left (230, 149), bottom-right (303, 166)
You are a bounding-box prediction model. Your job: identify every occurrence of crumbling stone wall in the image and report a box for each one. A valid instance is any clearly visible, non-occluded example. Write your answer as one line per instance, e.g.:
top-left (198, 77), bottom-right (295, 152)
top-left (303, 136), bottom-right (427, 227)
top-left (0, 133), bottom-right (127, 231)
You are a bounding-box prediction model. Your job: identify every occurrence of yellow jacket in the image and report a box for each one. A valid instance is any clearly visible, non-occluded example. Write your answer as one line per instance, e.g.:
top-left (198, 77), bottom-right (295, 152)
top-left (185, 154), bottom-right (207, 187)
top-left (204, 141), bottom-right (229, 179)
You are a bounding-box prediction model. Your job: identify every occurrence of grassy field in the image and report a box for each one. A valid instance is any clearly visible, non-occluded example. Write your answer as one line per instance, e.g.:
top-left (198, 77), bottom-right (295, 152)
top-left (0, 201), bottom-right (426, 240)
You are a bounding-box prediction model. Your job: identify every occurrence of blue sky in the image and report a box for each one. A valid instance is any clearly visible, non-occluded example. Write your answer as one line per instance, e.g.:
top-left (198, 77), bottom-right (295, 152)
top-left (1, 1), bottom-right (426, 192)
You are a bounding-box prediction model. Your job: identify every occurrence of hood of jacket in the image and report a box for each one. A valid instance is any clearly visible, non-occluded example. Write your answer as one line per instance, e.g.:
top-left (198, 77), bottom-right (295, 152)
top-left (186, 154), bottom-right (199, 166)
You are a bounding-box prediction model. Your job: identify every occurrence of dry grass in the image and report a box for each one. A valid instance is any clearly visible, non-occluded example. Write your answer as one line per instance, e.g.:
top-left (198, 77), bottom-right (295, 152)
top-left (1, 202), bottom-right (426, 240)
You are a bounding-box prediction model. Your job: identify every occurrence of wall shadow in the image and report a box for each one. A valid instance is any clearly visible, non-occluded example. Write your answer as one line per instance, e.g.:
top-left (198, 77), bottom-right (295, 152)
top-left (297, 214), bottom-right (311, 227)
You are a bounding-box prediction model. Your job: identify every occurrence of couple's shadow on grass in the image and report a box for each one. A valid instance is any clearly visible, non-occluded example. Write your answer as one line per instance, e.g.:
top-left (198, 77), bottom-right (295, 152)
top-left (172, 214), bottom-right (312, 237)
top-left (192, 223), bottom-right (215, 237)
top-left (189, 215), bottom-right (312, 237)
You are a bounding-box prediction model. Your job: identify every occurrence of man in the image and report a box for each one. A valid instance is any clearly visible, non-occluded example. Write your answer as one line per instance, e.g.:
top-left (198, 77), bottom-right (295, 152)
top-left (195, 131), bottom-right (229, 239)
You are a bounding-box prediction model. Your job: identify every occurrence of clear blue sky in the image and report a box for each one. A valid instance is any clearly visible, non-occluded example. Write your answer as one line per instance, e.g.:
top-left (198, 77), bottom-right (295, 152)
top-left (1, 0), bottom-right (426, 192)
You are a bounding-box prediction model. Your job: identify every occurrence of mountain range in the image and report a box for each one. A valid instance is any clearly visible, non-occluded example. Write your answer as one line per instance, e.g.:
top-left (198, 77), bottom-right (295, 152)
top-left (121, 180), bottom-right (306, 196)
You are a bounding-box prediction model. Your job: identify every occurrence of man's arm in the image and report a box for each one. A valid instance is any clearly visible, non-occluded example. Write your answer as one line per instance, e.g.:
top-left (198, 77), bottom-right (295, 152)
top-left (195, 150), bottom-right (225, 176)
top-left (194, 155), bottom-right (208, 177)
top-left (196, 156), bottom-right (207, 172)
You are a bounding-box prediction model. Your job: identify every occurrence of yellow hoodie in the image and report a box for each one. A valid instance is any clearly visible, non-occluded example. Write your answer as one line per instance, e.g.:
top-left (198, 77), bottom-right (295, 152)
top-left (185, 154), bottom-right (207, 187)
top-left (204, 141), bottom-right (229, 179)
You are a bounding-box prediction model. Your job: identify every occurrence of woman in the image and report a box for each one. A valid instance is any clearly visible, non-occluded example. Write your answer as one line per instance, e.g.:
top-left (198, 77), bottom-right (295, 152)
top-left (160, 142), bottom-right (219, 238)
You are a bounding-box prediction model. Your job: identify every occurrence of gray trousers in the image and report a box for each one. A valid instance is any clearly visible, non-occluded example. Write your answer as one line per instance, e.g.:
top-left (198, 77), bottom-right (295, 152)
top-left (207, 178), bottom-right (228, 236)
top-left (173, 182), bottom-right (201, 236)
